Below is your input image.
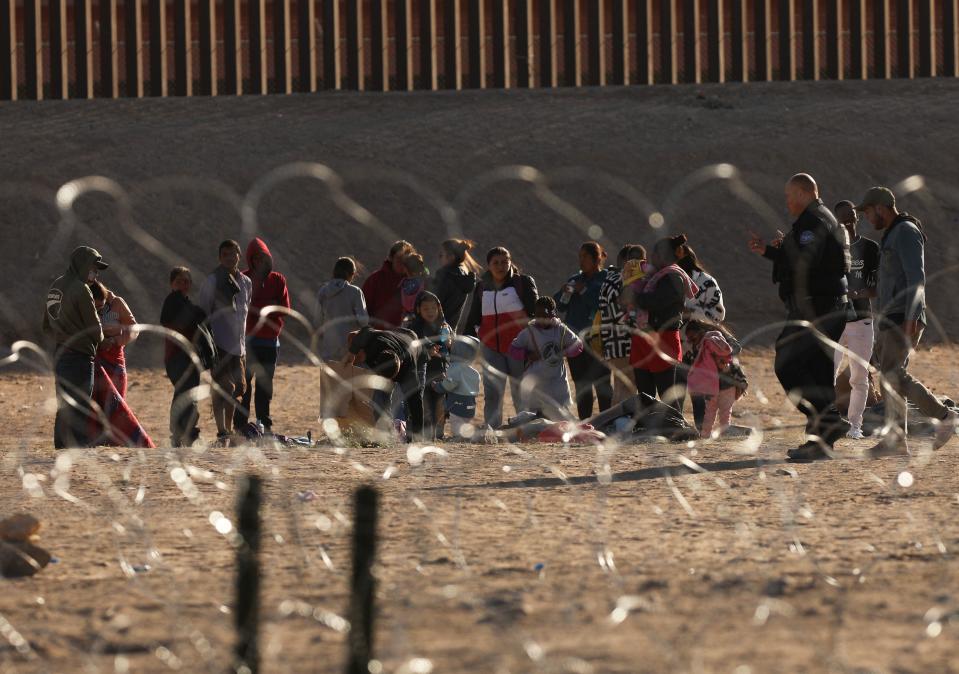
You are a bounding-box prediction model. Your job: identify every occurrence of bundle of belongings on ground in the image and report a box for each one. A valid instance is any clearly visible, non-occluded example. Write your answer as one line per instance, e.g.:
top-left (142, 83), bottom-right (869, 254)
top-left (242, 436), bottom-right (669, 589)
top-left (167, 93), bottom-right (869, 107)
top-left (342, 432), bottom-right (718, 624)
top-left (0, 514), bottom-right (51, 577)
top-left (494, 411), bottom-right (607, 445)
top-left (587, 394), bottom-right (701, 442)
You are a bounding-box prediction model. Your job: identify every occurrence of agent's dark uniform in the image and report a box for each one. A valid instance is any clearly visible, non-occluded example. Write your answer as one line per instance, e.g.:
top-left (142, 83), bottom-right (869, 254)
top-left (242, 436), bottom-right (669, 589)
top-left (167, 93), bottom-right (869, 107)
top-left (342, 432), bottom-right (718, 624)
top-left (349, 326), bottom-right (423, 438)
top-left (762, 199), bottom-right (851, 453)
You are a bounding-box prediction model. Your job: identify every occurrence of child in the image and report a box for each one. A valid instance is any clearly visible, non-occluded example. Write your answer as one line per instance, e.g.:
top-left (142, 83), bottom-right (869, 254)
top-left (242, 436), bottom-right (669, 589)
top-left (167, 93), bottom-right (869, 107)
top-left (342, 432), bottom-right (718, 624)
top-left (405, 292), bottom-right (453, 440)
top-left (509, 297), bottom-right (583, 421)
top-left (399, 253), bottom-right (429, 324)
top-left (433, 336), bottom-right (482, 440)
top-left (685, 320), bottom-right (746, 438)
top-left (160, 267), bottom-right (207, 447)
top-left (315, 257), bottom-right (369, 361)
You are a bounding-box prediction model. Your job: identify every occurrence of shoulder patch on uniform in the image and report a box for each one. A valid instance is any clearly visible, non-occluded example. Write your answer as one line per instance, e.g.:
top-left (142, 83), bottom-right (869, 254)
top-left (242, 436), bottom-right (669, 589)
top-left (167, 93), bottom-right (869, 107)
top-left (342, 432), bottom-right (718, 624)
top-left (799, 230), bottom-right (815, 245)
top-left (46, 289), bottom-right (63, 320)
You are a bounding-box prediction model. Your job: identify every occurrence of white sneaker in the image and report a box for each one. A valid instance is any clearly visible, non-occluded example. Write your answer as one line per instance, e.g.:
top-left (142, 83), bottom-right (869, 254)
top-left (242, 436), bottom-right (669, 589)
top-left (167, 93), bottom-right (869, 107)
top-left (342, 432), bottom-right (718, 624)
top-left (933, 410), bottom-right (958, 450)
top-left (846, 426), bottom-right (865, 440)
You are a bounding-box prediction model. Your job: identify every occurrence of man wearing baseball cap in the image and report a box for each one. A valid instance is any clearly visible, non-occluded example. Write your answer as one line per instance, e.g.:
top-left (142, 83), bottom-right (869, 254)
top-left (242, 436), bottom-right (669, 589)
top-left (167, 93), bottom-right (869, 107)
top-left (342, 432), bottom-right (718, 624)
top-left (42, 246), bottom-right (108, 448)
top-left (856, 187), bottom-right (957, 456)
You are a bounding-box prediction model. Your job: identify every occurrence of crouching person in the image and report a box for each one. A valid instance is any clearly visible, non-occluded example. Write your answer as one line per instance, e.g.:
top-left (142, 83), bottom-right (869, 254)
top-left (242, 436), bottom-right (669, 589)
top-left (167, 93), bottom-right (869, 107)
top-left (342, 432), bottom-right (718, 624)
top-left (344, 326), bottom-right (423, 442)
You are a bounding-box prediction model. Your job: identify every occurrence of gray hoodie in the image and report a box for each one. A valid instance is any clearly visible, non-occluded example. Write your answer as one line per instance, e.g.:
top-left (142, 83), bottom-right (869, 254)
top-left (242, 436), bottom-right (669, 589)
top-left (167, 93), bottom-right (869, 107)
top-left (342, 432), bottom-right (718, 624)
top-left (315, 279), bottom-right (369, 360)
top-left (878, 214), bottom-right (926, 327)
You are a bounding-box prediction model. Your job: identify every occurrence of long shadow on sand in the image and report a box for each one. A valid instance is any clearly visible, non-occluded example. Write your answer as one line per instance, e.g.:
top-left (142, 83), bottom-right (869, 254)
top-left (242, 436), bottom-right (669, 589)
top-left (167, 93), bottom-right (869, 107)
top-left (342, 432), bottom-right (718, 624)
top-left (438, 458), bottom-right (790, 491)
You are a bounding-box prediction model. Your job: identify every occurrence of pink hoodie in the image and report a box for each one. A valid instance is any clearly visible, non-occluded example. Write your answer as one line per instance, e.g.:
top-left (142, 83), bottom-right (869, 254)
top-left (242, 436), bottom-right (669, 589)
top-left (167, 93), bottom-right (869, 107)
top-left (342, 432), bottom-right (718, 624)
top-left (686, 331), bottom-right (733, 397)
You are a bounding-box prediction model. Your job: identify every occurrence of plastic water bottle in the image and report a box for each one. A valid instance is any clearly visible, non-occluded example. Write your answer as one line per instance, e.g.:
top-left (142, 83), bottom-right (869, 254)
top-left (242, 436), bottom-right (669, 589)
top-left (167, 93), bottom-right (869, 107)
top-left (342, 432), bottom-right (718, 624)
top-left (558, 283), bottom-right (574, 311)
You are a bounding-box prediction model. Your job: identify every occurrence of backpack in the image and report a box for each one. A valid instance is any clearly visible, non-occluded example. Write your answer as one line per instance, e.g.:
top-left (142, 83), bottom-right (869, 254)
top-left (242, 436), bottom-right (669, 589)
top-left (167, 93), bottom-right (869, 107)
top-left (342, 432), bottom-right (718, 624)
top-left (193, 322), bottom-right (218, 371)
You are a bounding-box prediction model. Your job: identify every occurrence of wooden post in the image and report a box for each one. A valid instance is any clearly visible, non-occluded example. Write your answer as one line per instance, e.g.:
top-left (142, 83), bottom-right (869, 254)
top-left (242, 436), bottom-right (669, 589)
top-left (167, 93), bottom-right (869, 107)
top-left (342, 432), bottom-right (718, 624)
top-left (198, 0), bottom-right (216, 95)
top-left (515, 0), bottom-right (533, 87)
top-left (540, 0), bottom-right (557, 86)
top-left (235, 476), bottom-right (262, 674)
top-left (683, 0), bottom-right (701, 83)
top-left (395, 0), bottom-right (413, 89)
top-left (274, 0), bottom-right (293, 93)
top-left (420, 0), bottom-right (438, 89)
top-left (824, 0), bottom-right (842, 79)
top-left (587, 0), bottom-right (604, 85)
top-left (346, 486), bottom-right (378, 674)
top-left (0, 0), bottom-right (14, 100)
top-left (801, 0), bottom-right (818, 79)
top-left (322, 0), bottom-right (341, 89)
top-left (174, 0), bottom-right (192, 95)
top-left (917, 0), bottom-right (934, 76)
top-left (50, 0), bottom-right (69, 99)
top-left (731, 0), bottom-right (747, 81)
top-left (75, 0), bottom-right (94, 98)
top-left (945, 0), bottom-right (958, 77)
top-left (778, 0), bottom-right (795, 80)
top-left (636, 0), bottom-right (653, 84)
top-left (611, 0), bottom-right (627, 85)
top-left (754, 0), bottom-right (771, 80)
top-left (149, 0), bottom-right (168, 96)
top-left (707, 0), bottom-right (724, 82)
top-left (897, 0), bottom-right (914, 78)
top-left (849, 0), bottom-right (865, 78)
top-left (444, 0), bottom-right (462, 88)
top-left (297, 0), bottom-right (317, 92)
top-left (874, 0), bottom-right (890, 78)
top-left (224, 0), bottom-right (242, 94)
top-left (661, 0), bottom-right (677, 83)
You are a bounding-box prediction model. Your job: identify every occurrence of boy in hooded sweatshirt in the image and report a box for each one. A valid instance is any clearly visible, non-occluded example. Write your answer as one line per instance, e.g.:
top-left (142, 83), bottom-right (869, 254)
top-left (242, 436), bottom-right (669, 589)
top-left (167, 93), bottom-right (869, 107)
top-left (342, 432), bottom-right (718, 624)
top-left (405, 291), bottom-right (453, 440)
top-left (316, 257), bottom-right (369, 361)
top-left (236, 237), bottom-right (291, 434)
top-left (432, 336), bottom-right (482, 440)
top-left (509, 297), bottom-right (584, 421)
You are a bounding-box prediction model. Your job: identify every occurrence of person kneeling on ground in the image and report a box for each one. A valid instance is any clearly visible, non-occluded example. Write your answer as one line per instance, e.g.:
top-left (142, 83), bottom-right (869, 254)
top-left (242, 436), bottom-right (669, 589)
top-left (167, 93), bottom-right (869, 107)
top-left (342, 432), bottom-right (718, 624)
top-left (343, 326), bottom-right (423, 442)
top-left (509, 297), bottom-right (583, 421)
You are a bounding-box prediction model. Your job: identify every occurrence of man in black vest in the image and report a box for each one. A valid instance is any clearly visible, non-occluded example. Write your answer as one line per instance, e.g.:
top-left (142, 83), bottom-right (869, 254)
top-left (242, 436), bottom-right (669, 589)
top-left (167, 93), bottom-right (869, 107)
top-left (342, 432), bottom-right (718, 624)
top-left (749, 173), bottom-right (852, 461)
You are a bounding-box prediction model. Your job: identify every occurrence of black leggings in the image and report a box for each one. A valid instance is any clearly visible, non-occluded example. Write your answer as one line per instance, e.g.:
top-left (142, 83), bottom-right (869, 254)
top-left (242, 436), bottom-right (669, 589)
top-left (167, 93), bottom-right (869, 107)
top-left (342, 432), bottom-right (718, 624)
top-left (568, 351), bottom-right (613, 420)
top-left (633, 366), bottom-right (681, 412)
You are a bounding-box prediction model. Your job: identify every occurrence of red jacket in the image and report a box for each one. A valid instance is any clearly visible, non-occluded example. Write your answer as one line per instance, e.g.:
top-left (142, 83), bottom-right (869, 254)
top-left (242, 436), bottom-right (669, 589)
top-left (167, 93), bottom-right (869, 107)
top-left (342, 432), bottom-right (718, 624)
top-left (362, 260), bottom-right (405, 328)
top-left (243, 238), bottom-right (291, 341)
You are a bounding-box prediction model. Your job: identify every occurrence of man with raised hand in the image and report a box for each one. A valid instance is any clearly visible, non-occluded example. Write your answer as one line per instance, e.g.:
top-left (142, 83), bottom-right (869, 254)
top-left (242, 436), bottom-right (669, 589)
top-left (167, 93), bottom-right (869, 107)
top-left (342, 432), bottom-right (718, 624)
top-left (833, 200), bottom-right (880, 440)
top-left (855, 187), bottom-right (957, 456)
top-left (749, 173), bottom-right (851, 461)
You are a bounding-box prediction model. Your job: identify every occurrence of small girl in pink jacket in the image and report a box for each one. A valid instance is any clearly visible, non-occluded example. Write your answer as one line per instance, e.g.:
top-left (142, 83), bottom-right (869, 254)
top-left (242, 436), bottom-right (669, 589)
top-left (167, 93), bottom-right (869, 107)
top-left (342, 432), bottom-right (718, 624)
top-left (685, 320), bottom-right (739, 438)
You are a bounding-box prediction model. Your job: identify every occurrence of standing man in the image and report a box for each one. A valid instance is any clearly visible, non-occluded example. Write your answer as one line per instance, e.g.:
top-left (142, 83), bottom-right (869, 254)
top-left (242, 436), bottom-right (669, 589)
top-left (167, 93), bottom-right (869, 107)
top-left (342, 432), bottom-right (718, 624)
top-left (198, 240), bottom-right (253, 445)
top-left (748, 174), bottom-right (851, 461)
top-left (362, 240), bottom-right (414, 329)
top-left (832, 201), bottom-right (880, 440)
top-left (236, 238), bottom-right (291, 434)
top-left (42, 246), bottom-right (107, 448)
top-left (855, 187), bottom-right (957, 456)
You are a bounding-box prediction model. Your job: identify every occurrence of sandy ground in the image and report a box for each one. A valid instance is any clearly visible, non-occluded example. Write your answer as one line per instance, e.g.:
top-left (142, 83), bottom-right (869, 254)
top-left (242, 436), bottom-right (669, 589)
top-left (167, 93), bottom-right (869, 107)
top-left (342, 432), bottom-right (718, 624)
top-left (3, 78), bottom-right (959, 362)
top-left (1, 345), bottom-right (958, 673)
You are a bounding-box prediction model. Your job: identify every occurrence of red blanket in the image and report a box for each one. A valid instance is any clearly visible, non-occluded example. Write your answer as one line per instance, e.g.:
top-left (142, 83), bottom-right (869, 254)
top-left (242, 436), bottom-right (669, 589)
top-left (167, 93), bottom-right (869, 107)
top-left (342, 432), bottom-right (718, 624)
top-left (88, 364), bottom-right (155, 448)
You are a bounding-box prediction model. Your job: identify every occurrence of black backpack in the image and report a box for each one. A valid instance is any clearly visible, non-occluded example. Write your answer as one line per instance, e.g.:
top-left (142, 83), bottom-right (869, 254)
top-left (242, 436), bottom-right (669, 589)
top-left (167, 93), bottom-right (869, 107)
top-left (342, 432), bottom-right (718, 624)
top-left (192, 322), bottom-right (218, 371)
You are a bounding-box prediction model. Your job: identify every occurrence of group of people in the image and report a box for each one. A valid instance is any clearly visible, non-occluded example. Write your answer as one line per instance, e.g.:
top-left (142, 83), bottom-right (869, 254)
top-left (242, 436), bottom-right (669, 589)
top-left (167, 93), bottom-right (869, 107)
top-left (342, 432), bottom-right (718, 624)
top-left (41, 174), bottom-right (956, 460)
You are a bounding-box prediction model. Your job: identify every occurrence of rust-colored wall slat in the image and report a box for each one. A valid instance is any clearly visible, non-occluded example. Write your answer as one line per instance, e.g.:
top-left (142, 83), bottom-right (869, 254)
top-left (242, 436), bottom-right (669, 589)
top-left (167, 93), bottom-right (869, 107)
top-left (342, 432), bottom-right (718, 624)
top-left (611, 0), bottom-right (627, 85)
top-left (754, 0), bottom-right (771, 80)
top-left (825, 0), bottom-right (842, 79)
top-left (75, 0), bottom-right (94, 98)
top-left (874, 0), bottom-right (890, 78)
top-left (540, 0), bottom-right (557, 86)
top-left (897, 0), bottom-right (914, 77)
top-left (174, 0), bottom-right (192, 95)
top-left (346, 0), bottom-right (364, 89)
top-left (707, 0), bottom-right (724, 82)
top-left (731, 0), bottom-right (747, 81)
top-left (99, 0), bottom-right (118, 97)
top-left (24, 0), bottom-right (42, 99)
top-left (684, 0), bottom-right (700, 83)
top-left (945, 0), bottom-right (958, 76)
top-left (369, 0), bottom-right (386, 90)
top-left (849, 0), bottom-right (865, 78)
top-left (224, 0), bottom-right (242, 93)
top-left (149, 0), bottom-right (167, 96)
top-left (395, 0), bottom-right (412, 90)
top-left (661, 0), bottom-right (677, 83)
top-left (421, 0), bottom-right (438, 89)
top-left (468, 0), bottom-right (482, 87)
top-left (515, 0), bottom-right (533, 87)
top-left (444, 0), bottom-right (461, 89)
top-left (50, 0), bottom-right (68, 99)
top-left (917, 0), bottom-right (934, 76)
top-left (322, 0), bottom-right (341, 89)
top-left (296, 0), bottom-right (316, 92)
top-left (249, 0), bottom-right (267, 94)
top-left (802, 0), bottom-right (818, 79)
top-left (125, 0), bottom-right (143, 96)
top-left (0, 0), bottom-right (14, 100)
top-left (563, 0), bottom-right (581, 86)
top-left (274, 0), bottom-right (292, 93)
top-left (778, 0), bottom-right (795, 80)
top-left (636, 0), bottom-right (654, 84)
top-left (199, 0), bottom-right (216, 95)
top-left (587, 0), bottom-right (604, 85)
top-left (492, 0), bottom-right (506, 87)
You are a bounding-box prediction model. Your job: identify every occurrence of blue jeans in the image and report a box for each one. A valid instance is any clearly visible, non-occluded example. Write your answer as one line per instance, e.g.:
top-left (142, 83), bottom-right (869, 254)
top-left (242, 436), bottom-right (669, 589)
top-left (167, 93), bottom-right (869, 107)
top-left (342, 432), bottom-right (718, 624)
top-left (480, 345), bottom-right (524, 429)
top-left (54, 349), bottom-right (95, 449)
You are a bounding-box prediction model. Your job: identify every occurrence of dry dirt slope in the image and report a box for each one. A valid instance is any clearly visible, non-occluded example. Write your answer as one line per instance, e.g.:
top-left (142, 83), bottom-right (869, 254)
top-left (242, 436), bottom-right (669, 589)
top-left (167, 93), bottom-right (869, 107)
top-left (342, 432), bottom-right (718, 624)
top-left (2, 78), bottom-right (958, 363)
